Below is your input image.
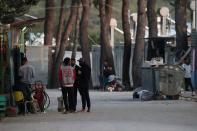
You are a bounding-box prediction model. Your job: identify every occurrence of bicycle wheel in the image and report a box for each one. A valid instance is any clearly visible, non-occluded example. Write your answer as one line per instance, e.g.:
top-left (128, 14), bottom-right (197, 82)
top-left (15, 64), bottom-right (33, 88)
top-left (43, 91), bottom-right (50, 110)
top-left (31, 90), bottom-right (50, 110)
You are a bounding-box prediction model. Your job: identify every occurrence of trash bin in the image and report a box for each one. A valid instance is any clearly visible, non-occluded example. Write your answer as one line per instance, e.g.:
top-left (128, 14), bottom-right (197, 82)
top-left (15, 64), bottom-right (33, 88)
top-left (158, 65), bottom-right (184, 96)
top-left (142, 67), bottom-right (155, 92)
top-left (141, 67), bottom-right (160, 94)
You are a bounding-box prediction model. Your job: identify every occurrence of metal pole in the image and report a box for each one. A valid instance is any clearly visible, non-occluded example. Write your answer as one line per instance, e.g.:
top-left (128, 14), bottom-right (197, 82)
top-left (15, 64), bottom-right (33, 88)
top-left (195, 0), bottom-right (197, 92)
top-left (193, 10), bottom-right (196, 29)
top-left (110, 26), bottom-right (115, 47)
top-left (162, 17), bottom-right (167, 35)
top-left (192, 0), bottom-right (197, 93)
top-left (196, 0), bottom-right (197, 30)
top-left (110, 18), bottom-right (117, 56)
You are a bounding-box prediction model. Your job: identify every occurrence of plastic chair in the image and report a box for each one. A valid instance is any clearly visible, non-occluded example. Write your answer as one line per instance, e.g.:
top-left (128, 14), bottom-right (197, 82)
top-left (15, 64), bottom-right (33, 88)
top-left (0, 95), bottom-right (7, 117)
top-left (13, 91), bottom-right (32, 114)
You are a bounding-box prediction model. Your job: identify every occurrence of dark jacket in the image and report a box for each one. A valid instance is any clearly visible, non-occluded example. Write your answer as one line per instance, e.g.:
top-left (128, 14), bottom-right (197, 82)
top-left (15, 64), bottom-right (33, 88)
top-left (73, 64), bottom-right (81, 87)
top-left (78, 63), bottom-right (91, 89)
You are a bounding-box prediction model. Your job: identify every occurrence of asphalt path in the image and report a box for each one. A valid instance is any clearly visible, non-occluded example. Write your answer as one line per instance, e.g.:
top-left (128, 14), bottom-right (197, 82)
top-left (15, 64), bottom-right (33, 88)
top-left (1, 90), bottom-right (197, 131)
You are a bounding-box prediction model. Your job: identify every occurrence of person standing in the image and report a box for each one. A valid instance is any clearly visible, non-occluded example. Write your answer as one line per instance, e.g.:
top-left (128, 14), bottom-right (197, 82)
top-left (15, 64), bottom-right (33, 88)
top-left (71, 58), bottom-right (81, 111)
top-left (59, 57), bottom-right (75, 114)
top-left (18, 57), bottom-right (35, 113)
top-left (18, 57), bottom-right (35, 98)
top-left (182, 58), bottom-right (194, 95)
top-left (78, 58), bottom-right (91, 112)
top-left (19, 57), bottom-right (35, 86)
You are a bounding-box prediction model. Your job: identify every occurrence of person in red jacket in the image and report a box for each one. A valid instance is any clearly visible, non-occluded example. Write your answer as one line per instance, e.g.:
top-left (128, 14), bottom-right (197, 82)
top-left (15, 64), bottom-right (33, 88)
top-left (59, 57), bottom-right (76, 114)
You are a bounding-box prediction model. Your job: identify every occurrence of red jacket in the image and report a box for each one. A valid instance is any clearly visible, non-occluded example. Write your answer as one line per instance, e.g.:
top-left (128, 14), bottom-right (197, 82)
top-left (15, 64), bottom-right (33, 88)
top-left (58, 65), bottom-right (76, 87)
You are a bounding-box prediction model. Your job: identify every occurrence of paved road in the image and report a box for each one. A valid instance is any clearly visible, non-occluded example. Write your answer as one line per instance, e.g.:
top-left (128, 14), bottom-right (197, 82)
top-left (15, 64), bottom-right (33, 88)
top-left (1, 90), bottom-right (197, 131)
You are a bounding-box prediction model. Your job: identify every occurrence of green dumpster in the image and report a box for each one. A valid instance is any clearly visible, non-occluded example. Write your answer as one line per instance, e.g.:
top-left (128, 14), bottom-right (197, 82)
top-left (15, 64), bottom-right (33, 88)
top-left (158, 65), bottom-right (184, 96)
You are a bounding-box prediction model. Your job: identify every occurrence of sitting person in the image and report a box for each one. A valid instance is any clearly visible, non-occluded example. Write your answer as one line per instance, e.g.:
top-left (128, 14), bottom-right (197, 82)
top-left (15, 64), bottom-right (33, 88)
top-left (13, 76), bottom-right (32, 101)
top-left (104, 66), bottom-right (115, 90)
top-left (13, 76), bottom-right (32, 114)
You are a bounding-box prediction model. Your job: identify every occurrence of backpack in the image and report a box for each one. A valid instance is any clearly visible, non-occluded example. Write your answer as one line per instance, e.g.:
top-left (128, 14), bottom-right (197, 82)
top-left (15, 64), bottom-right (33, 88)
top-left (61, 65), bottom-right (75, 86)
top-left (138, 90), bottom-right (153, 101)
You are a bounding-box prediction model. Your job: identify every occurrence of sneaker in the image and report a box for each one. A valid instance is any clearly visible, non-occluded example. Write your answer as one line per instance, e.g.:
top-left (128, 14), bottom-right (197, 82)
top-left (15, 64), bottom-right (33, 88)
top-left (80, 109), bottom-right (85, 112)
top-left (63, 111), bottom-right (68, 114)
top-left (87, 108), bottom-right (90, 112)
top-left (69, 110), bottom-right (76, 113)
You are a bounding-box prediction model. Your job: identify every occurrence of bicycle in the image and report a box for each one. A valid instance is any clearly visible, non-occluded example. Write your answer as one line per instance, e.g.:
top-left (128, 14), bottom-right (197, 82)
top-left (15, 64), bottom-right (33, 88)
top-left (31, 81), bottom-right (50, 111)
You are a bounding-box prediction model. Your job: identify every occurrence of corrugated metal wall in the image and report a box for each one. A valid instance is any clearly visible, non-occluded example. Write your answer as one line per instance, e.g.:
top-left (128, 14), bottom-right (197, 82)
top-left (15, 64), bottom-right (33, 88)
top-left (91, 44), bottom-right (134, 88)
top-left (26, 46), bottom-right (83, 85)
top-left (26, 44), bottom-right (134, 88)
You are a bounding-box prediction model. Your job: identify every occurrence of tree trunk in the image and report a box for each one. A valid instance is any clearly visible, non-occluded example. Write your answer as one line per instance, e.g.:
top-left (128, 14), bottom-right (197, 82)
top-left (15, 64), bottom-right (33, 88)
top-left (80, 0), bottom-right (93, 89)
top-left (132, 0), bottom-right (147, 88)
top-left (80, 0), bottom-right (91, 66)
top-left (147, 0), bottom-right (158, 37)
top-left (54, 0), bottom-right (79, 84)
top-left (122, 0), bottom-right (131, 89)
top-left (105, 0), bottom-right (112, 26)
top-left (105, 0), bottom-right (115, 74)
top-left (72, 2), bottom-right (80, 59)
top-left (47, 0), bottom-right (66, 89)
top-left (44, 0), bottom-right (55, 46)
top-left (55, 0), bottom-right (66, 59)
top-left (175, 0), bottom-right (188, 60)
top-left (147, 0), bottom-right (158, 61)
top-left (99, 0), bottom-right (115, 76)
top-left (44, 0), bottom-right (55, 88)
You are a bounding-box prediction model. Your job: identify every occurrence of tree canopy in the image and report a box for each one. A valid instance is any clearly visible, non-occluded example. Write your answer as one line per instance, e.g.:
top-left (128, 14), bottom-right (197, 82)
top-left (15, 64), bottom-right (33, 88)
top-left (0, 0), bottom-right (40, 24)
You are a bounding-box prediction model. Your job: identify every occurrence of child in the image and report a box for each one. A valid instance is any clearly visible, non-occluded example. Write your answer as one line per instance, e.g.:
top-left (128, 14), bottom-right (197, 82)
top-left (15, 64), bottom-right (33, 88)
top-left (182, 58), bottom-right (194, 96)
